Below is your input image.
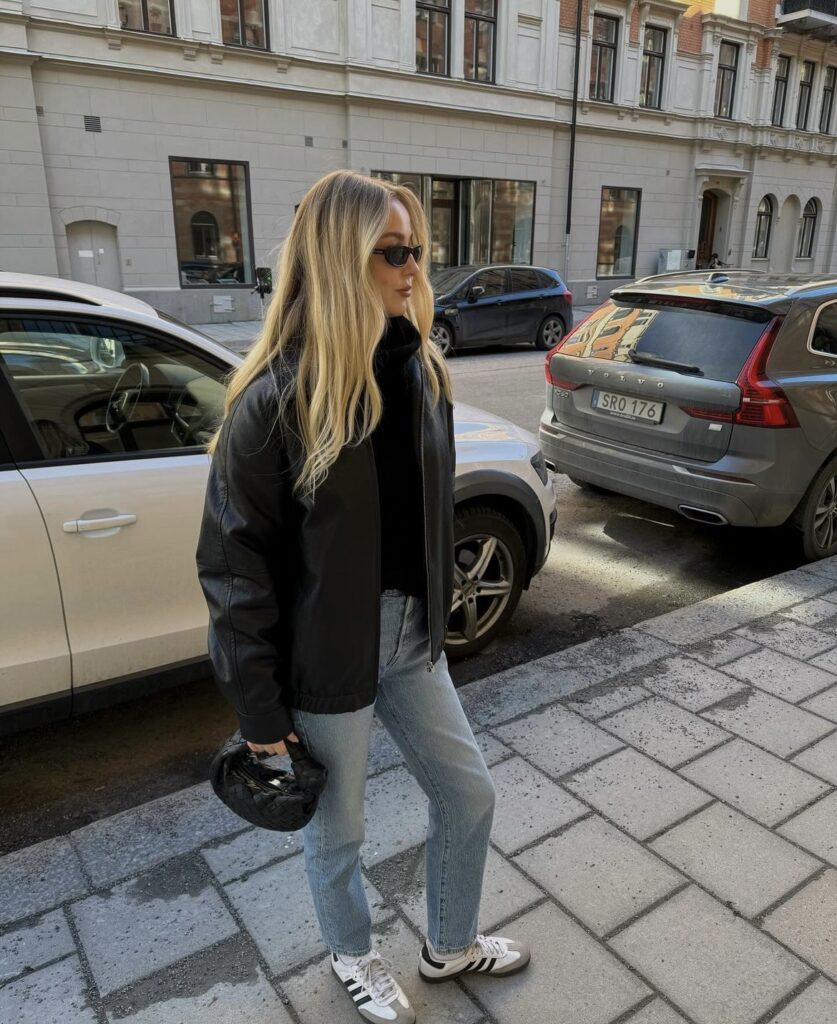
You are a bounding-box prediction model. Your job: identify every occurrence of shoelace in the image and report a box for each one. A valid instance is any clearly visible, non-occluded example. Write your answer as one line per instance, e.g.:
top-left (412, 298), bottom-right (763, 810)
top-left (471, 934), bottom-right (508, 960)
top-left (354, 952), bottom-right (398, 1004)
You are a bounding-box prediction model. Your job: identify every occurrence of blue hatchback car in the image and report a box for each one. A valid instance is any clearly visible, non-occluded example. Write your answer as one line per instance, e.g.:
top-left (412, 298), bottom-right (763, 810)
top-left (430, 264), bottom-right (573, 355)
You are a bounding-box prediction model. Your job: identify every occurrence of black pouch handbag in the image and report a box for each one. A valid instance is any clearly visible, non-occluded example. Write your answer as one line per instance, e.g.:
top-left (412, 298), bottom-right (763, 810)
top-left (209, 731), bottom-right (328, 832)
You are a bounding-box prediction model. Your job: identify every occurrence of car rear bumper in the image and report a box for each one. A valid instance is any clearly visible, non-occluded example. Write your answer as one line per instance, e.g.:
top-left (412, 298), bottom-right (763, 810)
top-left (539, 413), bottom-right (804, 528)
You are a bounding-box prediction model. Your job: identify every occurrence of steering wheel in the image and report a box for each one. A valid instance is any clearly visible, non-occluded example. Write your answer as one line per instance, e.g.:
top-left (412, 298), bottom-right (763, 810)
top-left (105, 362), bottom-right (150, 435)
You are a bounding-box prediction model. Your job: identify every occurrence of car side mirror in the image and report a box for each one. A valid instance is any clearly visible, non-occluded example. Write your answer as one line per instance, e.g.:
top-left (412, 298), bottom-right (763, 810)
top-left (468, 285), bottom-right (485, 302)
top-left (90, 336), bottom-right (124, 370)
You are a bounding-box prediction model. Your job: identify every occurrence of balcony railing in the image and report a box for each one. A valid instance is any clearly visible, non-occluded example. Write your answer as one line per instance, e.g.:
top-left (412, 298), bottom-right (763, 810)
top-left (778, 0), bottom-right (837, 33)
top-left (781, 0), bottom-right (837, 13)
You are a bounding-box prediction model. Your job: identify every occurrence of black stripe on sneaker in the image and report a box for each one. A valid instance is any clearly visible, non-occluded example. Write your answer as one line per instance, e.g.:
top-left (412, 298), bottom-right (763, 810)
top-left (421, 943), bottom-right (448, 970)
top-left (485, 957), bottom-right (497, 972)
top-left (356, 995), bottom-right (373, 1007)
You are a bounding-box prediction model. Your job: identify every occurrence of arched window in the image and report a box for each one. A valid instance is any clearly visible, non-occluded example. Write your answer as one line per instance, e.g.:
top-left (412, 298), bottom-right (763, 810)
top-left (191, 212), bottom-right (219, 260)
top-left (797, 199), bottom-right (818, 259)
top-left (753, 197), bottom-right (773, 260)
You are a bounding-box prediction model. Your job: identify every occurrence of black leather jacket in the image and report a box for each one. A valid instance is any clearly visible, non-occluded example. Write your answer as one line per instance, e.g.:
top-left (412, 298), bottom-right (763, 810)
top-left (196, 345), bottom-right (455, 744)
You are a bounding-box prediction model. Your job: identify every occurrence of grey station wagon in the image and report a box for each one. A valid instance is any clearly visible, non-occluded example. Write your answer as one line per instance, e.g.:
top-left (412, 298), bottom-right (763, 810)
top-left (540, 271), bottom-right (837, 561)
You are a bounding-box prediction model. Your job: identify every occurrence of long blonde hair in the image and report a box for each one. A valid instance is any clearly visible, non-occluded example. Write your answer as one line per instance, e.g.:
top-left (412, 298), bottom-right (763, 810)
top-left (209, 170), bottom-right (451, 498)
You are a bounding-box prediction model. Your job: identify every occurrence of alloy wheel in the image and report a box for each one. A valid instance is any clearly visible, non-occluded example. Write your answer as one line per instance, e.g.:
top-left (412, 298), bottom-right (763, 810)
top-left (430, 322), bottom-right (453, 356)
top-left (540, 317), bottom-right (565, 348)
top-left (814, 474), bottom-right (837, 550)
top-left (446, 533), bottom-right (515, 647)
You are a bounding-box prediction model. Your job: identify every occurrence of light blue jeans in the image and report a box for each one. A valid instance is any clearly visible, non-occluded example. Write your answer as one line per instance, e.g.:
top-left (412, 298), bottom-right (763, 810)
top-left (291, 589), bottom-right (496, 957)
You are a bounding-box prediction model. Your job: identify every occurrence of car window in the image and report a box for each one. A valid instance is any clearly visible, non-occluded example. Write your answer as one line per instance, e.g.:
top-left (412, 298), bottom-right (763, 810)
top-left (811, 304), bottom-right (837, 356)
top-left (560, 300), bottom-right (772, 382)
top-left (0, 316), bottom-right (229, 461)
top-left (473, 269), bottom-right (507, 297)
top-left (509, 269), bottom-right (542, 292)
top-left (536, 271), bottom-right (557, 290)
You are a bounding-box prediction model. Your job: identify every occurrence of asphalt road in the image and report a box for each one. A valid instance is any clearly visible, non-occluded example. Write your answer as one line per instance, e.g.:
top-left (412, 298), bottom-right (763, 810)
top-left (0, 342), bottom-right (805, 854)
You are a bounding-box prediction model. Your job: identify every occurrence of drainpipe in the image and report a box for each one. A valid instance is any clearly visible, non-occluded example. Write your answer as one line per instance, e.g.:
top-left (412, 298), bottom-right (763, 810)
top-left (564, 0), bottom-right (583, 286)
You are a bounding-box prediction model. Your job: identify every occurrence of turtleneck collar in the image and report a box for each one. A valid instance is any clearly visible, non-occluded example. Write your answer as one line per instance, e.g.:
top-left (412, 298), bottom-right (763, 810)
top-left (375, 316), bottom-right (421, 373)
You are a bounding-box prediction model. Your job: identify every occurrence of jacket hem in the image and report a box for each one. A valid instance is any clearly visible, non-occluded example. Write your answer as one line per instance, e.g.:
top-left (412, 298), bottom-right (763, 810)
top-left (291, 691), bottom-right (376, 715)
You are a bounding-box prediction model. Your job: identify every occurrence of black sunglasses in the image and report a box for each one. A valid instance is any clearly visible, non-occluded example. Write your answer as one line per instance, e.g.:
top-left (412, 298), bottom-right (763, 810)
top-left (371, 244), bottom-right (423, 267)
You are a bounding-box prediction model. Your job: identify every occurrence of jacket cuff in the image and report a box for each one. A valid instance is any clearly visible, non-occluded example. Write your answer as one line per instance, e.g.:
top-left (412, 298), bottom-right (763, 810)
top-left (236, 706), bottom-right (294, 744)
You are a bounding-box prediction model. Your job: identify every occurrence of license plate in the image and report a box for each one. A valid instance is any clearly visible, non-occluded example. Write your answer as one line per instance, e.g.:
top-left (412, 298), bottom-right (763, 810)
top-left (591, 389), bottom-right (664, 424)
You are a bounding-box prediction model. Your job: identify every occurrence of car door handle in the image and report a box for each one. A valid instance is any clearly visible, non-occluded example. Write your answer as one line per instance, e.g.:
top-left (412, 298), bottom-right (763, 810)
top-left (63, 514), bottom-right (138, 533)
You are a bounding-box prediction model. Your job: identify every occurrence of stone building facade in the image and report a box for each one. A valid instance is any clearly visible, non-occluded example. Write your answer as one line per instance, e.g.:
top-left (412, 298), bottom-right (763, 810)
top-left (2, 0), bottom-right (837, 321)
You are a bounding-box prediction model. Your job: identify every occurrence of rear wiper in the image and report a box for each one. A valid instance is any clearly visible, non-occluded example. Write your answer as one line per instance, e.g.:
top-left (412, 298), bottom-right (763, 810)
top-left (628, 351), bottom-right (703, 376)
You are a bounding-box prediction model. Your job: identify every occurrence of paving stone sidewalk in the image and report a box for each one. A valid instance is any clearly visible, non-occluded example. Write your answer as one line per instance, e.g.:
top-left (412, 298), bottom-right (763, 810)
top-left (5, 560), bottom-right (837, 1024)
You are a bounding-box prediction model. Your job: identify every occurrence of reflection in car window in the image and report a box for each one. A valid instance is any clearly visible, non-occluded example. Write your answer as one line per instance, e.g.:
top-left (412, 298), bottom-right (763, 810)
top-left (509, 269), bottom-right (542, 292)
top-left (431, 267), bottom-right (474, 295)
top-left (811, 305), bottom-right (837, 356)
top-left (474, 269), bottom-right (506, 297)
top-left (0, 317), bottom-right (229, 462)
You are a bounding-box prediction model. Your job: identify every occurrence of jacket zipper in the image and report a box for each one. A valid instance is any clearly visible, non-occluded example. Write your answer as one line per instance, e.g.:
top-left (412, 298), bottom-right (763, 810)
top-left (418, 366), bottom-right (435, 673)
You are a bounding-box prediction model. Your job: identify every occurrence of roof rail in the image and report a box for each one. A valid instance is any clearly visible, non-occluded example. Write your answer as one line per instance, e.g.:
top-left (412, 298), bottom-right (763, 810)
top-left (629, 268), bottom-right (767, 286)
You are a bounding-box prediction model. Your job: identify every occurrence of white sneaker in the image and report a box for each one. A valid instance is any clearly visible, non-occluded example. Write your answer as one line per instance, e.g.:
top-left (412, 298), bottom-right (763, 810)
top-left (331, 950), bottom-right (416, 1023)
top-left (419, 934), bottom-right (531, 983)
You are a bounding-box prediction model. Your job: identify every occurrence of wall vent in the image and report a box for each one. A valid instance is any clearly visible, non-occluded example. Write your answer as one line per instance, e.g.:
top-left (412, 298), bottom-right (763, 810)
top-left (83, 115), bottom-right (102, 132)
top-left (304, 135), bottom-right (313, 147)
top-left (35, 105), bottom-right (44, 117)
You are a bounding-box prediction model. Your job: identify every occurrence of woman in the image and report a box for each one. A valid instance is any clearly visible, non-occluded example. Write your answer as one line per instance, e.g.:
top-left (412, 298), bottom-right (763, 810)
top-left (196, 170), bottom-right (530, 1024)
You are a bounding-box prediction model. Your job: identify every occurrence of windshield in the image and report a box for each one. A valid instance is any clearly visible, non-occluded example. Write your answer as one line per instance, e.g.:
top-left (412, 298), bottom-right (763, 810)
top-left (561, 299), bottom-right (773, 383)
top-left (155, 309), bottom-right (218, 345)
top-left (431, 267), bottom-right (474, 295)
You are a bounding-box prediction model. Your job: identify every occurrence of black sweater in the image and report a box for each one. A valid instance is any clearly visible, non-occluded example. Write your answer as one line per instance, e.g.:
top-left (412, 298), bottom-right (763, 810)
top-left (371, 317), bottom-right (427, 597)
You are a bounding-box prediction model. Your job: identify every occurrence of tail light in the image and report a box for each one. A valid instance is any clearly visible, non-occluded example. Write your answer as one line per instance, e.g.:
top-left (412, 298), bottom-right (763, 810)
top-left (564, 290), bottom-right (573, 305)
top-left (683, 317), bottom-right (797, 428)
top-left (544, 306), bottom-right (600, 389)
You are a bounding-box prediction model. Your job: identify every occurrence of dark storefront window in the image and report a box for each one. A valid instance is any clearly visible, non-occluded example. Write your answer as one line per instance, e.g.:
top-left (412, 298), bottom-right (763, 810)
top-left (798, 60), bottom-right (815, 131)
top-left (821, 67), bottom-right (836, 134)
top-left (772, 55), bottom-right (790, 127)
top-left (416, 0), bottom-right (450, 76)
top-left (464, 0), bottom-right (496, 83)
top-left (220, 0), bottom-right (268, 49)
top-left (590, 15), bottom-right (618, 102)
top-left (596, 187), bottom-right (641, 278)
top-left (372, 172), bottom-right (535, 270)
top-left (714, 41), bottom-right (738, 119)
top-left (118, 0), bottom-right (174, 35)
top-left (752, 196), bottom-right (773, 260)
top-left (640, 27), bottom-right (666, 110)
top-left (170, 159), bottom-right (254, 287)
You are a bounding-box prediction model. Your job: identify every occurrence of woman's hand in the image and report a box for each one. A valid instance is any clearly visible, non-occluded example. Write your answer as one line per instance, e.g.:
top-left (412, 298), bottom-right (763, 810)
top-left (246, 732), bottom-right (300, 757)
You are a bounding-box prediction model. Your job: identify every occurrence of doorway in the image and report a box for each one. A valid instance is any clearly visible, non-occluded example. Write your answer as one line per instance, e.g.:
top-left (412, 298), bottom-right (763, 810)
top-left (696, 191), bottom-right (719, 269)
top-left (67, 221), bottom-right (122, 291)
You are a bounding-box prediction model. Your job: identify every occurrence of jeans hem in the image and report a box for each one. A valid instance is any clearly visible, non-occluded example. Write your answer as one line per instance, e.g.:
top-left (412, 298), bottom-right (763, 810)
top-left (330, 945), bottom-right (373, 959)
top-left (427, 937), bottom-right (476, 957)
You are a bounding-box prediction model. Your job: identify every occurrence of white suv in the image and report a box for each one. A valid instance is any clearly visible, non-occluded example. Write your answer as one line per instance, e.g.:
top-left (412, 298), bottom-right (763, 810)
top-left (0, 273), bottom-right (555, 734)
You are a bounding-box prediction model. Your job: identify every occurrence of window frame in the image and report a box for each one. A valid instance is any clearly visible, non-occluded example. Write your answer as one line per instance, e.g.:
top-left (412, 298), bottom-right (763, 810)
top-left (772, 55), bottom-right (790, 128)
top-left (0, 311), bottom-right (232, 469)
top-left (590, 13), bottom-right (619, 104)
top-left (416, 0), bottom-right (452, 78)
top-left (464, 0), bottom-right (497, 84)
top-left (797, 199), bottom-right (818, 260)
top-left (219, 0), bottom-right (270, 51)
top-left (118, 0), bottom-right (176, 36)
top-left (596, 186), bottom-right (642, 280)
top-left (752, 196), bottom-right (773, 260)
top-left (821, 66), bottom-right (836, 135)
top-left (168, 156), bottom-right (256, 290)
top-left (640, 25), bottom-right (667, 110)
top-left (806, 298), bottom-right (837, 356)
top-left (797, 59), bottom-right (816, 131)
top-left (714, 41), bottom-right (739, 120)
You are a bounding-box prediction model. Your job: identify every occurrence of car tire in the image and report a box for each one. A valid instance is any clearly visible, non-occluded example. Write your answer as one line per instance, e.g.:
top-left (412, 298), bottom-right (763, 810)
top-left (445, 505), bottom-right (526, 659)
top-left (535, 314), bottom-right (566, 351)
top-left (792, 455), bottom-right (837, 561)
top-left (430, 320), bottom-right (455, 356)
top-left (569, 476), bottom-right (612, 495)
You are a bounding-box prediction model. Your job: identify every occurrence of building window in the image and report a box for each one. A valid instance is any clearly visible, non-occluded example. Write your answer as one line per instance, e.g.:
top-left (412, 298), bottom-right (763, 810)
top-left (640, 26), bottom-right (666, 109)
top-left (797, 199), bottom-right (818, 259)
top-left (464, 0), bottom-right (496, 83)
top-left (798, 60), bottom-right (815, 130)
top-left (220, 0), bottom-right (268, 49)
top-left (752, 196), bottom-right (773, 259)
top-left (118, 0), bottom-right (174, 35)
top-left (416, 0), bottom-right (450, 76)
top-left (596, 187), bottom-right (640, 278)
top-left (170, 159), bottom-right (254, 287)
top-left (714, 42), bottom-right (738, 119)
top-left (821, 67), bottom-right (836, 134)
top-left (590, 15), bottom-right (618, 103)
top-left (772, 56), bottom-right (790, 127)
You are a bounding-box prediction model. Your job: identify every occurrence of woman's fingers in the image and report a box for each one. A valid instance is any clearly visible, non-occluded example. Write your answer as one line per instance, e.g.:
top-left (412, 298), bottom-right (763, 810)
top-left (245, 732), bottom-right (300, 756)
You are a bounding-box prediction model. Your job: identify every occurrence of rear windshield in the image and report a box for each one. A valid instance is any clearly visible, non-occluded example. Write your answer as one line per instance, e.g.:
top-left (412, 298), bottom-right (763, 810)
top-left (562, 299), bottom-right (773, 382)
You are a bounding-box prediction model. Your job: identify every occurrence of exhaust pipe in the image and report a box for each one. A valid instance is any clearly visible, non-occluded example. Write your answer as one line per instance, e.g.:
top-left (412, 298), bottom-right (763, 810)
top-left (544, 459), bottom-right (558, 472)
top-left (678, 505), bottom-right (728, 526)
